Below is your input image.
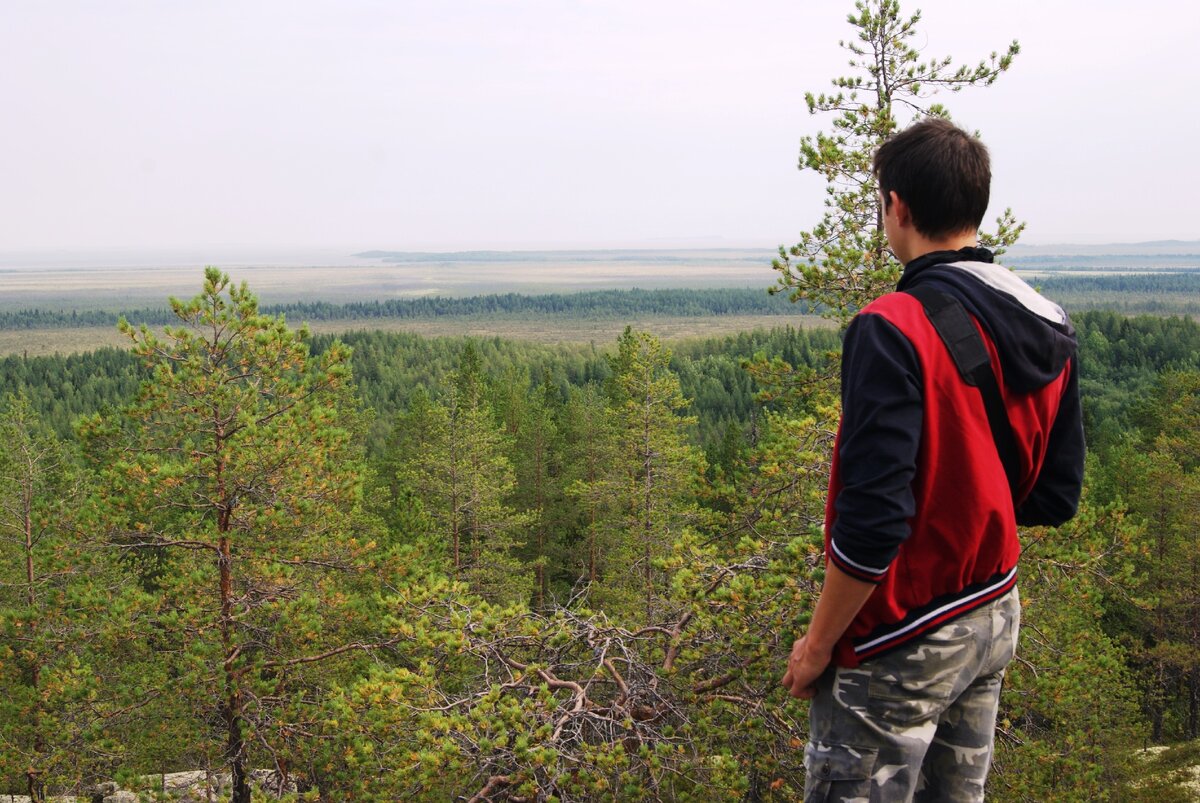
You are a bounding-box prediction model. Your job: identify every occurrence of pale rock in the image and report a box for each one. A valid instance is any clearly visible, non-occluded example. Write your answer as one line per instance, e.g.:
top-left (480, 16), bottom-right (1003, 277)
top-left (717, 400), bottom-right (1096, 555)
top-left (102, 793), bottom-right (138, 803)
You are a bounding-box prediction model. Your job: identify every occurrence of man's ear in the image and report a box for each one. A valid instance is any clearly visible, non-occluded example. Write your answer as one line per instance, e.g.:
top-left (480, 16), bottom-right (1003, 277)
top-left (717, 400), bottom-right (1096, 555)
top-left (888, 191), bottom-right (913, 228)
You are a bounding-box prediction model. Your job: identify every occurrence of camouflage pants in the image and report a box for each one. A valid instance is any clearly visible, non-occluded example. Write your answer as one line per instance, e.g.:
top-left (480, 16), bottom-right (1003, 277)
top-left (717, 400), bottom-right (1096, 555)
top-left (804, 588), bottom-right (1020, 803)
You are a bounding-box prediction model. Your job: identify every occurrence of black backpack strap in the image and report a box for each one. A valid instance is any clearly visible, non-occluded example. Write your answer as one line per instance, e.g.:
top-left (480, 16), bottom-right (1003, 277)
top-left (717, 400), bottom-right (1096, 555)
top-left (905, 284), bottom-right (1022, 501)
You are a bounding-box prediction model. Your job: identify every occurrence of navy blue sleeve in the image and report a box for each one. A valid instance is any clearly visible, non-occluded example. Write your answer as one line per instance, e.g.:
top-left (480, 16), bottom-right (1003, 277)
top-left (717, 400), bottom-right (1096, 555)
top-left (829, 312), bottom-right (923, 584)
top-left (1016, 359), bottom-right (1085, 526)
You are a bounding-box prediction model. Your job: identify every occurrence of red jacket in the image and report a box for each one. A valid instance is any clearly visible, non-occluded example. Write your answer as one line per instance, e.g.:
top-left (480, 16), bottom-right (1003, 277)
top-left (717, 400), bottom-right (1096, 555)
top-left (825, 248), bottom-right (1083, 667)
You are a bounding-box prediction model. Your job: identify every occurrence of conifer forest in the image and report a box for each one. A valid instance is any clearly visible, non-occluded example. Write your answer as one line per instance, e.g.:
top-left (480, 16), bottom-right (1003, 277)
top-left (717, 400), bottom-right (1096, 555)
top-left (2, 266), bottom-right (1199, 801)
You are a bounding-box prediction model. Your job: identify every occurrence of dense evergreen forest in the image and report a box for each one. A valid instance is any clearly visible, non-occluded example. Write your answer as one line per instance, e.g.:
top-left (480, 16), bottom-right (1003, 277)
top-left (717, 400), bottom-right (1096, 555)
top-left (0, 288), bottom-right (807, 330)
top-left (3, 305), bottom-right (1195, 455)
top-left (2, 269), bottom-right (1200, 800)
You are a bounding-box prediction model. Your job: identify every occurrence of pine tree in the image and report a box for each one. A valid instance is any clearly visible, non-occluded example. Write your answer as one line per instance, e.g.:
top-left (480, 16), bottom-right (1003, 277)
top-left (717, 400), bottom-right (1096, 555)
top-left (79, 268), bottom-right (380, 803)
top-left (392, 348), bottom-right (533, 606)
top-left (510, 372), bottom-right (564, 609)
top-left (992, 491), bottom-right (1145, 800)
top-left (560, 383), bottom-right (620, 590)
top-left (1098, 372), bottom-right (1200, 743)
top-left (0, 395), bottom-right (97, 800)
top-left (602, 329), bottom-right (703, 620)
top-left (771, 0), bottom-right (1023, 322)
top-left (373, 386), bottom-right (442, 551)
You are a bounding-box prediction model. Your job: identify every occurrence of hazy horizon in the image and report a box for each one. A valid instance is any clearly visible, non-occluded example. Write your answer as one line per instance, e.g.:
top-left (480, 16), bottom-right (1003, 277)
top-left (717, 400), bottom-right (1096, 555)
top-left (2, 238), bottom-right (1199, 273)
top-left (2, 1), bottom-right (1197, 253)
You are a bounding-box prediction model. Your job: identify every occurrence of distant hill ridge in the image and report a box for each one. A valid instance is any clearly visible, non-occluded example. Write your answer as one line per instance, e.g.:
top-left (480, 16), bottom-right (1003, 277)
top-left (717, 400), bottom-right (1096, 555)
top-left (353, 249), bottom-right (769, 264)
top-left (355, 240), bottom-right (1200, 261)
top-left (1006, 239), bottom-right (1200, 257)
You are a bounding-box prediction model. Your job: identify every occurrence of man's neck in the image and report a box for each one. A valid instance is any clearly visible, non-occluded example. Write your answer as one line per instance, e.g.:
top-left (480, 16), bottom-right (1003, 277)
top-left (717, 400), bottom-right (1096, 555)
top-left (897, 232), bottom-right (978, 265)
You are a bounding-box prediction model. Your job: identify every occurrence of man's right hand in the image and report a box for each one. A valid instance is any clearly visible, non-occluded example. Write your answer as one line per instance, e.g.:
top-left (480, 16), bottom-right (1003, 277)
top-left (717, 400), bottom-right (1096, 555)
top-left (781, 634), bottom-right (832, 699)
top-left (779, 562), bottom-right (879, 699)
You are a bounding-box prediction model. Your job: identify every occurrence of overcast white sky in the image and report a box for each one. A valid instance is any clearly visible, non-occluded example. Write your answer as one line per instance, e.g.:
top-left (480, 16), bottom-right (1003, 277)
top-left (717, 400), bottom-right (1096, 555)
top-left (2, 0), bottom-right (1197, 252)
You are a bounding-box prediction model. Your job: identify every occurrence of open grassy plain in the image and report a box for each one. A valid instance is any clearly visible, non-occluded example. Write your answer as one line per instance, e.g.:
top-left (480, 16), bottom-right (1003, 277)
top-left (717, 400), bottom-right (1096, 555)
top-left (0, 248), bottom-right (807, 355)
top-left (0, 313), bottom-right (833, 358)
top-left (0, 249), bottom-right (779, 311)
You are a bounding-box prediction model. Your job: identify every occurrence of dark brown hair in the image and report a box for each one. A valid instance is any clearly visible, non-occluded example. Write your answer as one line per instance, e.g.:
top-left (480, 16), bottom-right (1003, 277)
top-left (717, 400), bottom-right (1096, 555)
top-left (873, 117), bottom-right (991, 239)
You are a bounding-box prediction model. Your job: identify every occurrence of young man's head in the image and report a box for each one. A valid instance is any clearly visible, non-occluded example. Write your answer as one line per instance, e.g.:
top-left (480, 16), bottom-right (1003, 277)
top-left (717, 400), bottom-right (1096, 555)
top-left (873, 117), bottom-right (991, 249)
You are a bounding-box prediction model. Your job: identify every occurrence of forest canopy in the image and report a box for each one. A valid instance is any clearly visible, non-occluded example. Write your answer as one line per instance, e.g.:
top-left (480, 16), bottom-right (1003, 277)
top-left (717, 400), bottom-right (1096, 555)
top-left (0, 267), bottom-right (1197, 800)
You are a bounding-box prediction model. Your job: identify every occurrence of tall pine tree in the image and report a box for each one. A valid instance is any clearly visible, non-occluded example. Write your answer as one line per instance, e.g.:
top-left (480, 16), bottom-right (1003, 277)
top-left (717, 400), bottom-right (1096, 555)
top-left (391, 346), bottom-right (532, 605)
top-left (80, 269), bottom-right (381, 802)
top-left (602, 329), bottom-right (703, 620)
top-left (0, 395), bottom-right (100, 800)
top-left (771, 0), bottom-right (1022, 321)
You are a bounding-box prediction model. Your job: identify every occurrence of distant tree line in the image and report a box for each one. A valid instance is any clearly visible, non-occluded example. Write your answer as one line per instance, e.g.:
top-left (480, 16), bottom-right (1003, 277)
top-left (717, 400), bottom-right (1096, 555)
top-left (1038, 273), bottom-right (1200, 315)
top-left (1039, 273), bottom-right (1200, 294)
top-left (0, 288), bottom-right (811, 331)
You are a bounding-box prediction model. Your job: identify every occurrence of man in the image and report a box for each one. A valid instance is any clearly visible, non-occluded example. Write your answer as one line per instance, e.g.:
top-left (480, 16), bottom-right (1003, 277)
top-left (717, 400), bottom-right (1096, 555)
top-left (780, 117), bottom-right (1085, 802)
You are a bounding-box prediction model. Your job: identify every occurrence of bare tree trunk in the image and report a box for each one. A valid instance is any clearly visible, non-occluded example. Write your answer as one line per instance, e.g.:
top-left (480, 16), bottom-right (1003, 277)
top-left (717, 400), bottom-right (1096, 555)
top-left (1189, 668), bottom-right (1198, 740)
top-left (23, 459), bottom-right (45, 803)
top-left (451, 477), bottom-right (461, 579)
top-left (216, 430), bottom-right (250, 803)
top-left (1152, 660), bottom-right (1165, 743)
top-left (586, 446), bottom-right (599, 584)
top-left (220, 534), bottom-right (251, 803)
top-left (588, 506), bottom-right (597, 584)
top-left (535, 441), bottom-right (548, 609)
top-left (26, 771), bottom-right (44, 803)
top-left (642, 389), bottom-right (654, 621)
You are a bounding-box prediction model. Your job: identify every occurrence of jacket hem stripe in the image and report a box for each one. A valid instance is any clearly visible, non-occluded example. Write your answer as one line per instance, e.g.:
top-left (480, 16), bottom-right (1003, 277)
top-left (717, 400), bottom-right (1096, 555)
top-left (852, 566), bottom-right (1018, 658)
